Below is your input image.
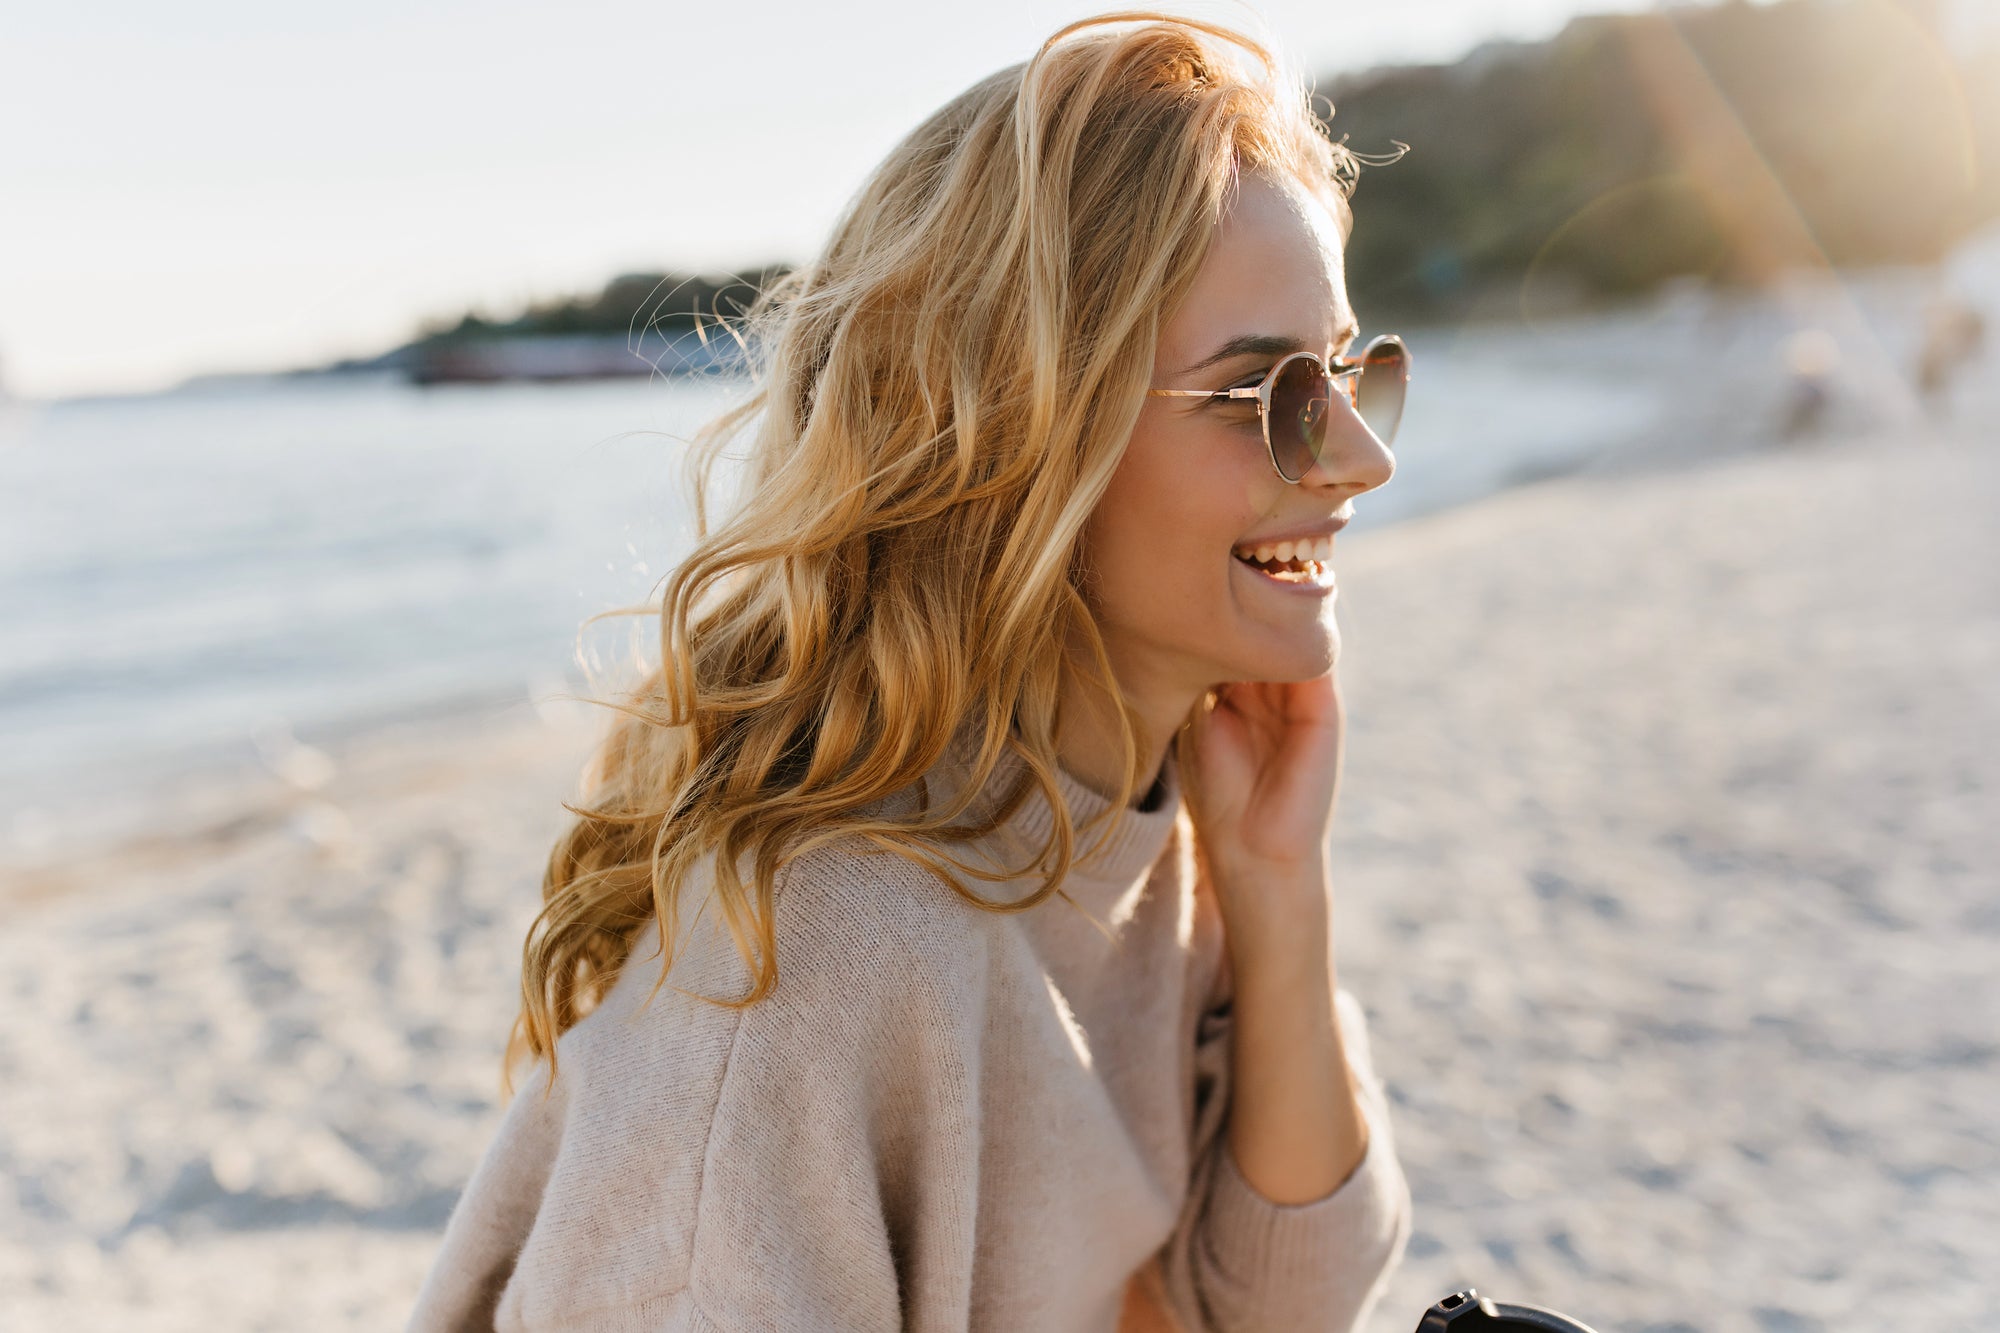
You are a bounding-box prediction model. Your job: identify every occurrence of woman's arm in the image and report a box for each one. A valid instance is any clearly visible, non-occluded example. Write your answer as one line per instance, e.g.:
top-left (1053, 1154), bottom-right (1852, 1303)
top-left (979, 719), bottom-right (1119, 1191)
top-left (1222, 870), bottom-right (1371, 1205)
top-left (1185, 673), bottom-right (1370, 1202)
top-left (1157, 674), bottom-right (1411, 1332)
top-left (1143, 945), bottom-right (1410, 1333)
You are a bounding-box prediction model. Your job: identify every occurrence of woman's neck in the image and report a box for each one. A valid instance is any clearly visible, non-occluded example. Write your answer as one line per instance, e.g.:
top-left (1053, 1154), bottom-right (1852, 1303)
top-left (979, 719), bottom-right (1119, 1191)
top-left (1053, 654), bottom-right (1195, 809)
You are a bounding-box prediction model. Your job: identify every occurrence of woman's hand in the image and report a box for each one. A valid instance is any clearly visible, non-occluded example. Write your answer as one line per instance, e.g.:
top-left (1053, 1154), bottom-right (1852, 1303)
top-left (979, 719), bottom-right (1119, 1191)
top-left (1182, 670), bottom-right (1345, 948)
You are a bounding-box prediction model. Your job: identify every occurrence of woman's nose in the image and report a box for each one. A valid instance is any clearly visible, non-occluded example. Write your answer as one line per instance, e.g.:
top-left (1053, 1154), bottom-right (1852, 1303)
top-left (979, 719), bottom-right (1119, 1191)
top-left (1302, 391), bottom-right (1394, 496)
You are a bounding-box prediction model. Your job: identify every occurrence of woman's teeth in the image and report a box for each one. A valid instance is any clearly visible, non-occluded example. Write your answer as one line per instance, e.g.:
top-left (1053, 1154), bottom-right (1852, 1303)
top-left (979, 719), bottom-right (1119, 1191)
top-left (1236, 536), bottom-right (1334, 564)
top-left (1231, 535), bottom-right (1337, 586)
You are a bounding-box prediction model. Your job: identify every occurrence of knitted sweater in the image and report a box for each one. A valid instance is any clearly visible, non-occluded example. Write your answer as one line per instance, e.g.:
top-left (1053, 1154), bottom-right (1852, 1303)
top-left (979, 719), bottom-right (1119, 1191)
top-left (408, 745), bottom-right (1412, 1332)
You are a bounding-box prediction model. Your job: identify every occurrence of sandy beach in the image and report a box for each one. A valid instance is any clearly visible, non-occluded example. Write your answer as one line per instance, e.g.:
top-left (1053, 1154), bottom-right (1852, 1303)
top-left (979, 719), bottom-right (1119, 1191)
top-left (3, 414), bottom-right (1995, 1330)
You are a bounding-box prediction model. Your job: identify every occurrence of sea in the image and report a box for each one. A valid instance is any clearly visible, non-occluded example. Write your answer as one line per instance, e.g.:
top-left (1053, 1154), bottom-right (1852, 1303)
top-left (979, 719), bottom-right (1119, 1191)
top-left (5, 265), bottom-right (1986, 843)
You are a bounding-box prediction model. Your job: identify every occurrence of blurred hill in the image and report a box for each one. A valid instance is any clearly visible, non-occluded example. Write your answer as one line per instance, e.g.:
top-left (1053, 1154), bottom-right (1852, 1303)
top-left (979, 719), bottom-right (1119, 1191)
top-left (322, 268), bottom-right (789, 382)
top-left (1329, 0), bottom-right (2000, 317)
top-left (408, 268), bottom-right (788, 348)
top-left (322, 0), bottom-right (1997, 381)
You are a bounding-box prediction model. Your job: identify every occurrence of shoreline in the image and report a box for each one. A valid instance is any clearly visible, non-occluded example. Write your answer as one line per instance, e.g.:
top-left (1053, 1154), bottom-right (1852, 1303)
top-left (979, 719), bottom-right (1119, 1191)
top-left (8, 262), bottom-right (1992, 875)
top-left (2, 374), bottom-right (1934, 911)
top-left (0, 694), bottom-right (602, 919)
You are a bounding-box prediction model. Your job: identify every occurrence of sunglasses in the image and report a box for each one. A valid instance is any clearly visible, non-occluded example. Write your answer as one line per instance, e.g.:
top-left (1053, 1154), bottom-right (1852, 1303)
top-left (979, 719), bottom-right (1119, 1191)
top-left (1147, 333), bottom-right (1410, 484)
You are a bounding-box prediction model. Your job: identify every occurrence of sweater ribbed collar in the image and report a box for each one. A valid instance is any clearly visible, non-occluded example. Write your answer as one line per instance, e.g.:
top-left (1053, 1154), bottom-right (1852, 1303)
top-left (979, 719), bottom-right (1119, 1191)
top-left (922, 726), bottom-right (1185, 906)
top-left (1009, 748), bottom-right (1183, 891)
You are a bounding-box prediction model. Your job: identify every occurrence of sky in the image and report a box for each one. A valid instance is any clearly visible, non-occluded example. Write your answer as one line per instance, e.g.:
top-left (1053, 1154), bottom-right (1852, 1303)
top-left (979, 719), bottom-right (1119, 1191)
top-left (0, 0), bottom-right (1735, 398)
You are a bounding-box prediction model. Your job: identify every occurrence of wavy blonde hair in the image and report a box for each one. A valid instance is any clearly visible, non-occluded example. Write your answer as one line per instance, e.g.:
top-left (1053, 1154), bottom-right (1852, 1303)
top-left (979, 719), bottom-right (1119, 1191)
top-left (508, 10), bottom-right (1359, 1090)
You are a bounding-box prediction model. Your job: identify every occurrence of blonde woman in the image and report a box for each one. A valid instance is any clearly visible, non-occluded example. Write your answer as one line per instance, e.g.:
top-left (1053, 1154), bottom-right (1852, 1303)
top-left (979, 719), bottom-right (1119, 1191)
top-left (412, 12), bottom-right (1415, 1332)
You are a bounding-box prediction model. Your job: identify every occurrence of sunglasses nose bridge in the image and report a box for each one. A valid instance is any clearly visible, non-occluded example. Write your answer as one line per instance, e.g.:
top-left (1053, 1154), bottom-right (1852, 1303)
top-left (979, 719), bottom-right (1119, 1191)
top-left (1331, 368), bottom-right (1360, 411)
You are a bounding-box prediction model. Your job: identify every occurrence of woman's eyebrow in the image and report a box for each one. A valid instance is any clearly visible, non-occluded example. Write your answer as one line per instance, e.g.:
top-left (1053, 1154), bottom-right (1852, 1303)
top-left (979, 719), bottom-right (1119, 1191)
top-left (1180, 333), bottom-right (1298, 375)
top-left (1179, 321), bottom-right (1361, 376)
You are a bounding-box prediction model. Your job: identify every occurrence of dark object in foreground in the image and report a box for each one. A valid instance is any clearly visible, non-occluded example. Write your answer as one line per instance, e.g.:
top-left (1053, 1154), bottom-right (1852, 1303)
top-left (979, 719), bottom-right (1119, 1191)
top-left (1416, 1287), bottom-right (1602, 1332)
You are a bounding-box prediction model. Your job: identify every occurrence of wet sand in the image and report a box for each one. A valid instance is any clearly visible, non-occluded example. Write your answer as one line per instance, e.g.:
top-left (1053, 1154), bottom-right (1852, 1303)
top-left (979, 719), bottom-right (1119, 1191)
top-left (2, 423), bottom-right (1995, 1331)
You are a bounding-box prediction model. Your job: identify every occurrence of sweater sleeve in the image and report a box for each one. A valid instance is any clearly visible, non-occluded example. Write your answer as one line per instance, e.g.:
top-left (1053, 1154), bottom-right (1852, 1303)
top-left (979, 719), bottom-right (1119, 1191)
top-left (407, 849), bottom-right (987, 1333)
top-left (1149, 972), bottom-right (1414, 1333)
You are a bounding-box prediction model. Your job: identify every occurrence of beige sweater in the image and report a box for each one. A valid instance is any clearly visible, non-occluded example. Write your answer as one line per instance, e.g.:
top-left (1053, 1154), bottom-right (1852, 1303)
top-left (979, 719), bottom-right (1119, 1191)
top-left (409, 746), bottom-right (1412, 1332)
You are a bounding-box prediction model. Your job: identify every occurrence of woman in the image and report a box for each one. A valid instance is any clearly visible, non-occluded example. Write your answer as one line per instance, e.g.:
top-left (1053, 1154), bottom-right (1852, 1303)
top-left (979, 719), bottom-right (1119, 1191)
top-left (412, 12), bottom-right (1414, 1332)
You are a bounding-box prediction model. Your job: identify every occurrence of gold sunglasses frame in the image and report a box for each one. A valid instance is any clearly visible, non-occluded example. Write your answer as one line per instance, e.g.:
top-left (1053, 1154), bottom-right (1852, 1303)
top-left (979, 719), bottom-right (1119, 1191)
top-left (1146, 332), bottom-right (1410, 484)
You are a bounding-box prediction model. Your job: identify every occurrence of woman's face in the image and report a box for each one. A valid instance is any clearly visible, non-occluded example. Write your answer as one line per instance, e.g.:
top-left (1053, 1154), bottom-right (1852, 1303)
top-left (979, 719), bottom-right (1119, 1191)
top-left (1083, 169), bottom-right (1396, 702)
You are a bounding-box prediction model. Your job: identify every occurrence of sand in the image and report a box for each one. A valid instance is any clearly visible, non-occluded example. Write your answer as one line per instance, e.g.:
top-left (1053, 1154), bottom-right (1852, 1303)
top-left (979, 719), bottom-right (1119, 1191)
top-left (1332, 427), bottom-right (1999, 1328)
top-left (3, 421), bottom-right (1995, 1331)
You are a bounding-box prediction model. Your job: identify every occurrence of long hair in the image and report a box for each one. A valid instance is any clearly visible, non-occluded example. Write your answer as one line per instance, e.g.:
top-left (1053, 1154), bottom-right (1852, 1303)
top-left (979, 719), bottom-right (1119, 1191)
top-left (507, 11), bottom-right (1359, 1091)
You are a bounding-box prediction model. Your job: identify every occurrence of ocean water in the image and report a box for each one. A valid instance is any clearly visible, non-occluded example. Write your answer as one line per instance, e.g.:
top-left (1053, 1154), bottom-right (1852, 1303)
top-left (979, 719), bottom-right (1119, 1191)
top-left (0, 313), bottom-right (1778, 829)
top-left (0, 376), bottom-right (740, 816)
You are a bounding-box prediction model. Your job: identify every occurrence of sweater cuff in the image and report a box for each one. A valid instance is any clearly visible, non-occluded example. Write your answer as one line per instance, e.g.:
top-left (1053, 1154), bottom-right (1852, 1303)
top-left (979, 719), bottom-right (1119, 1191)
top-left (1202, 1080), bottom-right (1408, 1292)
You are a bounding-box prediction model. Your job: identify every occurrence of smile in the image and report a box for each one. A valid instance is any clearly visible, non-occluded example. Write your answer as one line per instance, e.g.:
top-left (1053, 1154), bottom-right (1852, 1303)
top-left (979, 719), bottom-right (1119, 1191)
top-left (1231, 535), bottom-right (1337, 592)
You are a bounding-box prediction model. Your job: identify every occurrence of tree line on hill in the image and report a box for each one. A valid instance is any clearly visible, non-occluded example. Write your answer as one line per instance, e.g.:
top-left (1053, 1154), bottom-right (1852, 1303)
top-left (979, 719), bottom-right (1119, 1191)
top-left (1329, 0), bottom-right (1998, 317)
top-left (389, 268), bottom-right (789, 361)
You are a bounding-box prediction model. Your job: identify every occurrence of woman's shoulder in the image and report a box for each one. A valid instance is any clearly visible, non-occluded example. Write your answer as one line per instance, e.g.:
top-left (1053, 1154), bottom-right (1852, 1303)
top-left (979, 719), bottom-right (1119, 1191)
top-left (777, 836), bottom-right (994, 963)
top-left (465, 839), bottom-right (999, 1331)
top-left (564, 836), bottom-right (992, 1063)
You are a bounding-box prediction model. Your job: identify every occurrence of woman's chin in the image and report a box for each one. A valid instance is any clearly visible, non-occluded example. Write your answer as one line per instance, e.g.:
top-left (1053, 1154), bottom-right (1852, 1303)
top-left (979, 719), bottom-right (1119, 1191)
top-left (1228, 627), bottom-right (1339, 683)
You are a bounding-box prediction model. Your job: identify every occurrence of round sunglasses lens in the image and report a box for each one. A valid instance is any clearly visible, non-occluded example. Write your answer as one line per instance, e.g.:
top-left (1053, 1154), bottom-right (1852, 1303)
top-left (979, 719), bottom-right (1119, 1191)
top-left (1268, 357), bottom-right (1331, 481)
top-left (1355, 339), bottom-right (1409, 446)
